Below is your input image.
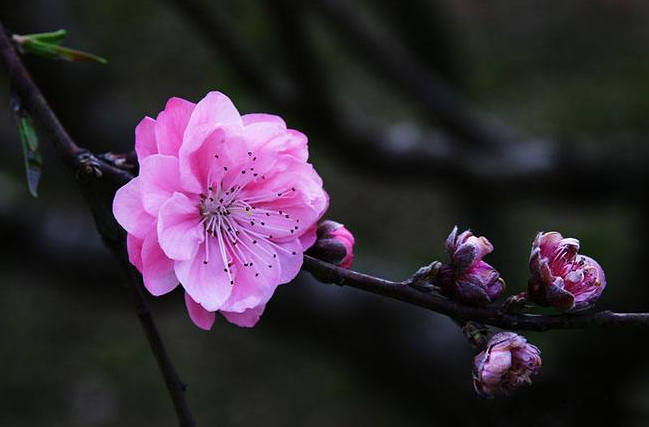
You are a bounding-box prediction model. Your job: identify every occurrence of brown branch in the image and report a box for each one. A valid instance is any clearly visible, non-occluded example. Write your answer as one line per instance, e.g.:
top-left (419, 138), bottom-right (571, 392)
top-left (0, 21), bottom-right (195, 427)
top-left (302, 255), bottom-right (649, 331)
top-left (4, 13), bottom-right (649, 422)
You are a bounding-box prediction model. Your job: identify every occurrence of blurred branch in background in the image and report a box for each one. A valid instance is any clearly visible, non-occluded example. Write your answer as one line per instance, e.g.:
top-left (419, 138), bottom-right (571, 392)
top-left (0, 21), bottom-right (195, 427)
top-left (3, 2), bottom-right (649, 424)
top-left (2, 15), bottom-right (648, 334)
top-left (166, 0), bottom-right (649, 200)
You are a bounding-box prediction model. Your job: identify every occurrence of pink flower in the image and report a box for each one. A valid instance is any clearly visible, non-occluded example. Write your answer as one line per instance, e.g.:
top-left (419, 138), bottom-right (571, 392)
top-left (440, 226), bottom-right (505, 305)
top-left (113, 92), bottom-right (328, 330)
top-left (528, 232), bottom-right (606, 311)
top-left (473, 332), bottom-right (542, 398)
top-left (306, 220), bottom-right (355, 268)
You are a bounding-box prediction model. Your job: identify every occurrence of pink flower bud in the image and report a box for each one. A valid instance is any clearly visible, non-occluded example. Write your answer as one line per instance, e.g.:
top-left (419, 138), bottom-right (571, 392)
top-left (528, 232), bottom-right (606, 311)
top-left (473, 332), bottom-right (541, 398)
top-left (307, 220), bottom-right (355, 268)
top-left (441, 226), bottom-right (505, 305)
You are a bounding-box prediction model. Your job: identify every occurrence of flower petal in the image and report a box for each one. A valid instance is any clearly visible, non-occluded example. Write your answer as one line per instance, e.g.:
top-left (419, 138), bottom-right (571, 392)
top-left (155, 97), bottom-right (196, 156)
top-left (135, 117), bottom-right (157, 162)
top-left (219, 232), bottom-right (281, 312)
top-left (298, 224), bottom-right (318, 251)
top-left (184, 292), bottom-right (216, 330)
top-left (178, 128), bottom-right (246, 194)
top-left (264, 130), bottom-right (309, 162)
top-left (139, 155), bottom-right (181, 215)
top-left (184, 91), bottom-right (243, 141)
top-left (157, 192), bottom-right (204, 261)
top-left (127, 234), bottom-right (144, 272)
top-left (141, 232), bottom-right (178, 296)
top-left (113, 177), bottom-right (154, 239)
top-left (242, 113), bottom-right (285, 126)
top-left (276, 239), bottom-right (304, 283)
top-left (221, 304), bottom-right (266, 328)
top-left (174, 238), bottom-right (233, 311)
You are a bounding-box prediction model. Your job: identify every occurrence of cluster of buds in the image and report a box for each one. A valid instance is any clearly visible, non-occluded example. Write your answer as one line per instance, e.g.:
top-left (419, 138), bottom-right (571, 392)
top-left (307, 220), bottom-right (355, 269)
top-left (426, 228), bottom-right (607, 398)
top-left (473, 332), bottom-right (542, 398)
top-left (438, 227), bottom-right (505, 306)
top-left (528, 232), bottom-right (606, 311)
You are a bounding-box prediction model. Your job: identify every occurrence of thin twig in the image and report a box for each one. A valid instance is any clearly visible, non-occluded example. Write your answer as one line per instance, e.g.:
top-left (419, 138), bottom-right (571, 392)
top-left (0, 21), bottom-right (195, 427)
top-left (302, 255), bottom-right (649, 331)
top-left (4, 15), bottom-right (649, 424)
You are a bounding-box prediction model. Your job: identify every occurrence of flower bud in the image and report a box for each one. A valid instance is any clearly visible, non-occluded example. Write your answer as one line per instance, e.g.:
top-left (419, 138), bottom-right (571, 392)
top-left (440, 226), bottom-right (505, 305)
top-left (473, 332), bottom-right (541, 398)
top-left (307, 220), bottom-right (355, 268)
top-left (528, 232), bottom-right (606, 311)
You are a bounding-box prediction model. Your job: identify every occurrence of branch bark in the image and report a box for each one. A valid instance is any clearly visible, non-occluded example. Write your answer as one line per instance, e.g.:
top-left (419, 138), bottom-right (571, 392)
top-left (4, 15), bottom-right (649, 424)
top-left (302, 255), bottom-right (649, 331)
top-left (0, 21), bottom-right (195, 427)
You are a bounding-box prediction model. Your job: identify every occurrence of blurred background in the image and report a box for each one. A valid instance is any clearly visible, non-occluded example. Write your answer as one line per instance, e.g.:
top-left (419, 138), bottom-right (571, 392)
top-left (2, 1), bottom-right (649, 426)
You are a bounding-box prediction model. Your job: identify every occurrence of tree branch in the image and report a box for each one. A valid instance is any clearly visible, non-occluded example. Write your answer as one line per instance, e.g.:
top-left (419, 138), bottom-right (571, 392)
top-left (309, 0), bottom-right (495, 150)
top-left (302, 255), bottom-right (649, 331)
top-left (4, 14), bottom-right (649, 422)
top-left (166, 0), bottom-right (649, 200)
top-left (0, 21), bottom-right (195, 427)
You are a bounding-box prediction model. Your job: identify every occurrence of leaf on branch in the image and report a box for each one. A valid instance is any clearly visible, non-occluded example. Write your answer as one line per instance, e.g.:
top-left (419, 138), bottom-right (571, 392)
top-left (12, 30), bottom-right (108, 64)
top-left (24, 29), bottom-right (68, 45)
top-left (15, 111), bottom-right (42, 198)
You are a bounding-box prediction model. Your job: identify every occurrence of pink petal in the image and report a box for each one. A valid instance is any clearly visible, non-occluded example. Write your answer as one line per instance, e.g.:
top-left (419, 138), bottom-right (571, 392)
top-left (242, 113), bottom-right (286, 126)
top-left (221, 304), bottom-right (266, 328)
top-left (127, 234), bottom-right (144, 272)
top-left (184, 292), bottom-right (216, 330)
top-left (263, 129), bottom-right (309, 162)
top-left (239, 162), bottom-right (327, 243)
top-left (113, 177), bottom-right (155, 239)
top-left (135, 117), bottom-right (158, 162)
top-left (298, 224), bottom-right (318, 251)
top-left (242, 116), bottom-right (287, 147)
top-left (178, 128), bottom-right (245, 194)
top-left (212, 135), bottom-right (264, 192)
top-left (184, 91), bottom-right (243, 141)
top-left (139, 155), bottom-right (181, 215)
top-left (241, 114), bottom-right (308, 161)
top-left (174, 238), bottom-right (233, 311)
top-left (141, 232), bottom-right (178, 296)
top-left (276, 239), bottom-right (304, 283)
top-left (155, 97), bottom-right (196, 157)
top-left (219, 232), bottom-right (281, 312)
top-left (157, 192), bottom-right (204, 261)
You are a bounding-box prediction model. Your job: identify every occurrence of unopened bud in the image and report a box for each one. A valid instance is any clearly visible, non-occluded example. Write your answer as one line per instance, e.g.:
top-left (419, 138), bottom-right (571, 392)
top-left (473, 332), bottom-right (541, 398)
top-left (307, 220), bottom-right (355, 268)
top-left (440, 226), bottom-right (505, 305)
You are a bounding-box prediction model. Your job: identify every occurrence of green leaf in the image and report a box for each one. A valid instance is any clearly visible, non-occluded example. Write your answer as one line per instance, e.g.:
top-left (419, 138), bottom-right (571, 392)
top-left (17, 115), bottom-right (42, 198)
top-left (29, 29), bottom-right (67, 45)
top-left (12, 31), bottom-right (107, 64)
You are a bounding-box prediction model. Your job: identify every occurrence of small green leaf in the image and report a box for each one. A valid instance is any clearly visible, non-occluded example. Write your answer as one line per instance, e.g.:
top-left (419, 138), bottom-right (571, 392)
top-left (29, 29), bottom-right (67, 45)
top-left (48, 43), bottom-right (108, 64)
top-left (12, 31), bottom-right (107, 64)
top-left (17, 115), bottom-right (42, 198)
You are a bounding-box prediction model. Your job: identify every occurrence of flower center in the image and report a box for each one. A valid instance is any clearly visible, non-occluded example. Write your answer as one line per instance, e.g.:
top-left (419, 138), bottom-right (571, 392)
top-left (196, 178), bottom-right (300, 286)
